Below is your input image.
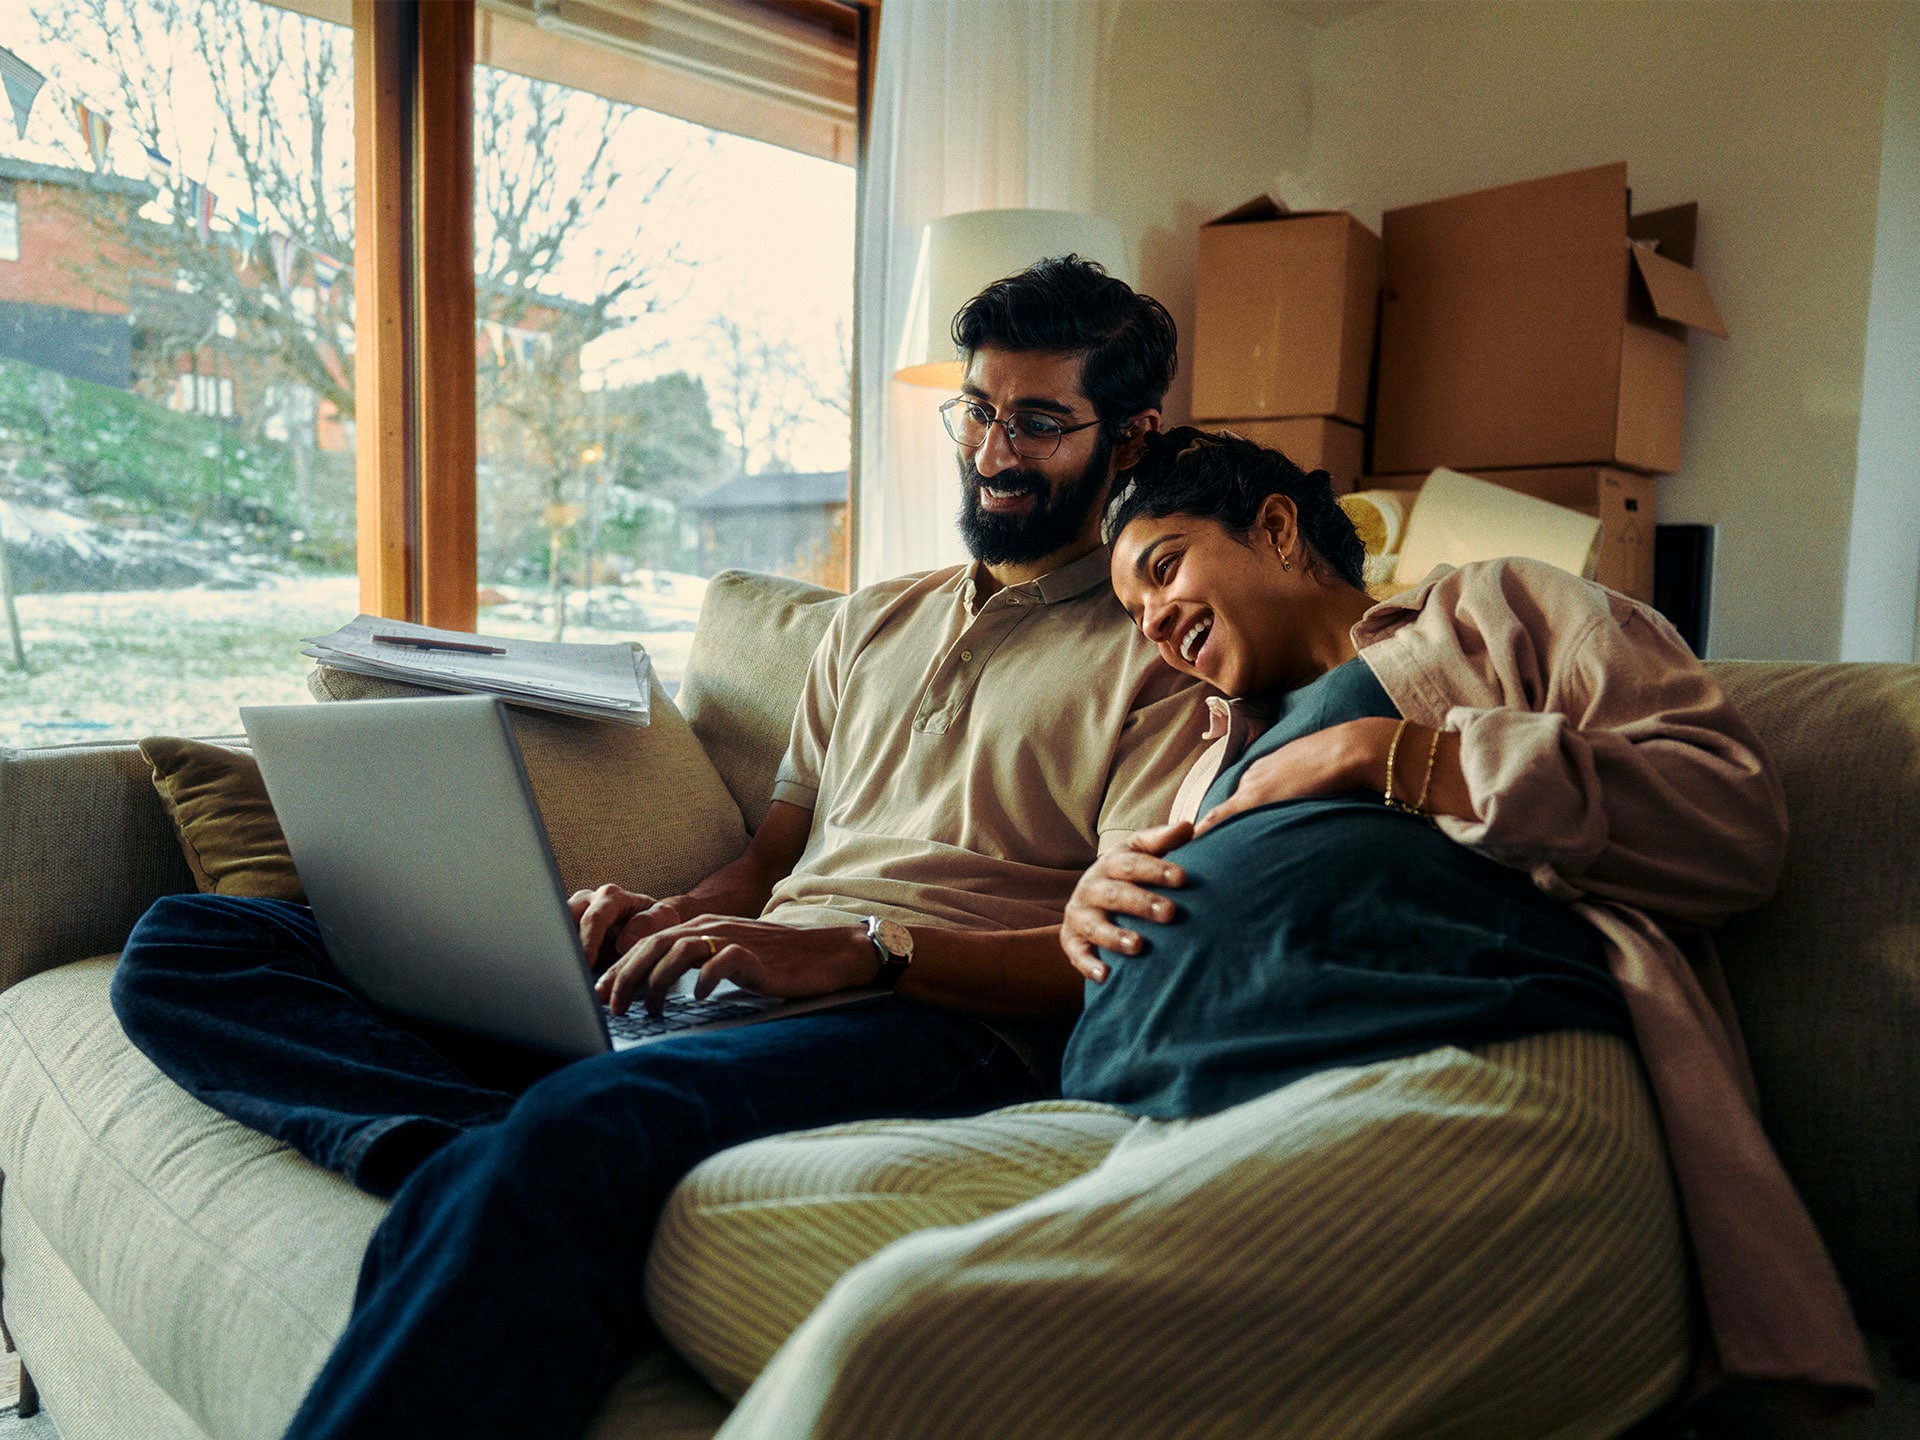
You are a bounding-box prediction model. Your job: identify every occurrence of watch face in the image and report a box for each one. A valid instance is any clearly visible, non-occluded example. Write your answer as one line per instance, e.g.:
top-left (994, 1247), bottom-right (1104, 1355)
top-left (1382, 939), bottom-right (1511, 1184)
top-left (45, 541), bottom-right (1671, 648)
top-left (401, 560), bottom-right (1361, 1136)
top-left (871, 917), bottom-right (914, 960)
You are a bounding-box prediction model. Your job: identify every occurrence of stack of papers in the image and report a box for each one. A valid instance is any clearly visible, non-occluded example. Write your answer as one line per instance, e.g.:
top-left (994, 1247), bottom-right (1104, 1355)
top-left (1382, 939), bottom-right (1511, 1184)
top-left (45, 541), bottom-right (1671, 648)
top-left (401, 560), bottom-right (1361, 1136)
top-left (304, 615), bottom-right (651, 726)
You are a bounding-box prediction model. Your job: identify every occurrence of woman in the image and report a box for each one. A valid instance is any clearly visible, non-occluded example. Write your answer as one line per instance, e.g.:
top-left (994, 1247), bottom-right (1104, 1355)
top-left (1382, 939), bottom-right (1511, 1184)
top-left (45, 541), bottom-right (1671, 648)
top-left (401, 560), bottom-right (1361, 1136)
top-left (645, 431), bottom-right (1869, 1440)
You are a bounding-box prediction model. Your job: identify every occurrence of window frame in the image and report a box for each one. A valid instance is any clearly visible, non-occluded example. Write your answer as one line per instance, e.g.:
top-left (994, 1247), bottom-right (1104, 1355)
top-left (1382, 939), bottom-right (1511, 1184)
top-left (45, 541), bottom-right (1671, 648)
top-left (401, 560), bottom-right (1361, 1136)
top-left (349, 0), bottom-right (872, 625)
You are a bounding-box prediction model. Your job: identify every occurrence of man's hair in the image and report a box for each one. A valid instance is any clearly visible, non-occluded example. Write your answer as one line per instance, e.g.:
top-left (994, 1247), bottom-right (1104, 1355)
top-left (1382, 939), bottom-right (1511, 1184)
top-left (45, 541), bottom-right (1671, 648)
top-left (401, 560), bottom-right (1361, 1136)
top-left (950, 255), bottom-right (1178, 430)
top-left (1105, 426), bottom-right (1366, 590)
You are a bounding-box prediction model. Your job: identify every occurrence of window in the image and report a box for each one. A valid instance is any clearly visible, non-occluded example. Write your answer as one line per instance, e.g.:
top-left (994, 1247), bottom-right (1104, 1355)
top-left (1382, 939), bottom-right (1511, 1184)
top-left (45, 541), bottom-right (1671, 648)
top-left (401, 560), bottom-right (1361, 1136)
top-left (0, 180), bottom-right (19, 261)
top-left (467, 2), bottom-right (860, 687)
top-left (173, 372), bottom-right (237, 419)
top-left (0, 0), bottom-right (356, 747)
top-left (1, 0), bottom-right (868, 741)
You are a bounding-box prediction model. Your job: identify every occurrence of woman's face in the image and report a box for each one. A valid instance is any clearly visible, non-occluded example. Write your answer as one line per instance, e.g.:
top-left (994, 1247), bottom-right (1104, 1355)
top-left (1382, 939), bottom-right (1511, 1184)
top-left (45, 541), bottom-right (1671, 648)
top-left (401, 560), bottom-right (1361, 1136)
top-left (1111, 508), bottom-right (1299, 697)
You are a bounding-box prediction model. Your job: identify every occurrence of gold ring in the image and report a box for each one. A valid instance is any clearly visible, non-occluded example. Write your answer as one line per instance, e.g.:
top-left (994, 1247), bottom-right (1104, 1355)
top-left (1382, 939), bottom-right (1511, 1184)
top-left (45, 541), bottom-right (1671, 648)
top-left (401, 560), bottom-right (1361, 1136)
top-left (702, 935), bottom-right (719, 957)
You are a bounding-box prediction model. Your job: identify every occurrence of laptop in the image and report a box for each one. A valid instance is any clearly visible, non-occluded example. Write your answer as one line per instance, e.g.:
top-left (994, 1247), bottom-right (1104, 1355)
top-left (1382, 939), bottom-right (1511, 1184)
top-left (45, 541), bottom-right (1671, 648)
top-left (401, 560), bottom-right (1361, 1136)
top-left (240, 694), bottom-right (883, 1058)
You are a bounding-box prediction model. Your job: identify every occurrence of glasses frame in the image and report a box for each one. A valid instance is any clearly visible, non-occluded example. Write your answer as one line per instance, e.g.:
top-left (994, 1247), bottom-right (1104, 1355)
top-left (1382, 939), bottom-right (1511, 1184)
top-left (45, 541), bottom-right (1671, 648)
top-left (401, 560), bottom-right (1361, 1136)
top-left (940, 396), bottom-right (1104, 461)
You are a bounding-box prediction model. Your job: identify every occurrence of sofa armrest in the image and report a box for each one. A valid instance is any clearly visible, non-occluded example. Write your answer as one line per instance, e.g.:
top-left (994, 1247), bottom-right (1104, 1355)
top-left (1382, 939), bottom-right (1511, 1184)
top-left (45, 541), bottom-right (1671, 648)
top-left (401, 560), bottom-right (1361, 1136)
top-left (0, 742), bottom-right (195, 994)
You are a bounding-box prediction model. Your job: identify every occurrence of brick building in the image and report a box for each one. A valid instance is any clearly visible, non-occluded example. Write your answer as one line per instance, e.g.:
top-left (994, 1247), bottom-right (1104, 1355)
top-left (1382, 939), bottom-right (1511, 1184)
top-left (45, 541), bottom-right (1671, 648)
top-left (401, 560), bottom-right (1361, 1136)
top-left (0, 157), bottom-right (154, 390)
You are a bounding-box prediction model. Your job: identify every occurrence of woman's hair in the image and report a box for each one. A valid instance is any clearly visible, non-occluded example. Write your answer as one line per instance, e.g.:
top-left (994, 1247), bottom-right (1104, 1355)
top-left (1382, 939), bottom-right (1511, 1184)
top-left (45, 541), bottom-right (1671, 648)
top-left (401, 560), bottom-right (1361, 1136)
top-left (1104, 426), bottom-right (1366, 590)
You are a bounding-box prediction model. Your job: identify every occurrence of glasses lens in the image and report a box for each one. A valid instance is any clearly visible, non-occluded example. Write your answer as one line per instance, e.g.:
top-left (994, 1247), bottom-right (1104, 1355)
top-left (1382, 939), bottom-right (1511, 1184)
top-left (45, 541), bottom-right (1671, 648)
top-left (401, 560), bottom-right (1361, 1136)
top-left (942, 400), bottom-right (988, 448)
top-left (941, 402), bottom-right (1072, 459)
top-left (1005, 413), bottom-right (1063, 460)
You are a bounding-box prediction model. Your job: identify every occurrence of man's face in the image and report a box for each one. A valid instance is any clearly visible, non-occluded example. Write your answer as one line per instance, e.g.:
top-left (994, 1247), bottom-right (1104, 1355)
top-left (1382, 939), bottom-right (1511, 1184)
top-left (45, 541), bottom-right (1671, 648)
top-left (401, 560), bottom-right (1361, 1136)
top-left (954, 347), bottom-right (1114, 567)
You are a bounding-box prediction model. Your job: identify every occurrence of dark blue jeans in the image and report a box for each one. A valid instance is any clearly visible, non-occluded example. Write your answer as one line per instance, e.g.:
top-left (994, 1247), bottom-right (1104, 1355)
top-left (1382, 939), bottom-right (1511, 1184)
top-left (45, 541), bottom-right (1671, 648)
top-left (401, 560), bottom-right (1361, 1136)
top-left (111, 893), bottom-right (1043, 1440)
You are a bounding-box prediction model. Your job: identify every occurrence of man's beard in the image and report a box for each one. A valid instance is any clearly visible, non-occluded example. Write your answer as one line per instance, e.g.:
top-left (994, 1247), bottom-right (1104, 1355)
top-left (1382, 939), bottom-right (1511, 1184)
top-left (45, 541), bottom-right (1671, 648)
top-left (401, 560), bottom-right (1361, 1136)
top-left (956, 432), bottom-right (1113, 566)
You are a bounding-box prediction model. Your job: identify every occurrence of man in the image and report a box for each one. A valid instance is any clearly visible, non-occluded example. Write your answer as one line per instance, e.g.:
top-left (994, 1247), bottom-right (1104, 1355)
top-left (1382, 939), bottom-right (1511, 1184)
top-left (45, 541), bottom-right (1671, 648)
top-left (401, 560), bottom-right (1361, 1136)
top-left (109, 255), bottom-right (1207, 1440)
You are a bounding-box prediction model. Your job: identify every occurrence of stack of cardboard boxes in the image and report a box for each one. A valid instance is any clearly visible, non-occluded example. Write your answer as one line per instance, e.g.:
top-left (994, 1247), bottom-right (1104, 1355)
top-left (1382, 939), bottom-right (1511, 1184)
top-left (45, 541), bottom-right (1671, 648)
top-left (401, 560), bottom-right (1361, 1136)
top-left (1188, 163), bottom-right (1726, 604)
top-left (1364, 162), bottom-right (1725, 602)
top-left (1190, 196), bottom-right (1380, 491)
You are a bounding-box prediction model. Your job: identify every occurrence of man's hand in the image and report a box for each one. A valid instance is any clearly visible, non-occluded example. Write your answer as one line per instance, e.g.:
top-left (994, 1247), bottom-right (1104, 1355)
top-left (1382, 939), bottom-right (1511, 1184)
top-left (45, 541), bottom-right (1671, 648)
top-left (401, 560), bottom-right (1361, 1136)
top-left (1193, 717), bottom-right (1398, 836)
top-left (594, 915), bottom-right (880, 1017)
top-left (570, 883), bottom-right (685, 973)
top-left (1060, 822), bottom-right (1192, 983)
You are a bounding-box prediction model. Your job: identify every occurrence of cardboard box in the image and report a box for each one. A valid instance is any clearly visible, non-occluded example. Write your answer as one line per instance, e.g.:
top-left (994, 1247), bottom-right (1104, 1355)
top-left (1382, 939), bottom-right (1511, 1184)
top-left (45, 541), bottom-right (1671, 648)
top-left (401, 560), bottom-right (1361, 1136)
top-left (1367, 465), bottom-right (1658, 601)
top-left (1373, 163), bottom-right (1726, 477)
top-left (1192, 200), bottom-right (1381, 426)
top-left (1218, 416), bottom-right (1365, 493)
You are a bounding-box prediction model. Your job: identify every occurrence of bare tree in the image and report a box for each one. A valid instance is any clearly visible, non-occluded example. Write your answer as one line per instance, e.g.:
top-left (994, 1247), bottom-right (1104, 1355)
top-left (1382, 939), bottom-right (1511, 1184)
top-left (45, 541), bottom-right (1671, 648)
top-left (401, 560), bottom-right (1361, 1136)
top-left (38, 0), bottom-right (355, 416)
top-left (706, 312), bottom-right (814, 476)
top-left (29, 0), bottom-right (708, 618)
top-left (37, 0), bottom-right (698, 419)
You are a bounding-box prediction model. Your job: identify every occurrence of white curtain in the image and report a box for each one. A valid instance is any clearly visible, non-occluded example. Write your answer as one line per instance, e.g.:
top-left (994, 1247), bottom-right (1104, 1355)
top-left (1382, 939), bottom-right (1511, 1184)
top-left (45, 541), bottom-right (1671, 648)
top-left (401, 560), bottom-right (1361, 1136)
top-left (854, 0), bottom-right (1112, 585)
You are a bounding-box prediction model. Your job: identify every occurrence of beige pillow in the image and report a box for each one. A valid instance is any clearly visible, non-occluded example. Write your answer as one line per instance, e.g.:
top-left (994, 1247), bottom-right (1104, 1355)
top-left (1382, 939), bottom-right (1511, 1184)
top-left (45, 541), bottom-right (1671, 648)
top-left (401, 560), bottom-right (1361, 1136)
top-left (676, 570), bottom-right (847, 833)
top-left (137, 736), bottom-right (306, 901)
top-left (305, 662), bottom-right (748, 898)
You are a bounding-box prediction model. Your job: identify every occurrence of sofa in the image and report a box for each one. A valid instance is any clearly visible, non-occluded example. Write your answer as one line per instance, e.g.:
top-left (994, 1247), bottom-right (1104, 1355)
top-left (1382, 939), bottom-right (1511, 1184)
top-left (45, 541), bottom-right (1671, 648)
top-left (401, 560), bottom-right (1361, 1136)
top-left (1, 567), bottom-right (1917, 1439)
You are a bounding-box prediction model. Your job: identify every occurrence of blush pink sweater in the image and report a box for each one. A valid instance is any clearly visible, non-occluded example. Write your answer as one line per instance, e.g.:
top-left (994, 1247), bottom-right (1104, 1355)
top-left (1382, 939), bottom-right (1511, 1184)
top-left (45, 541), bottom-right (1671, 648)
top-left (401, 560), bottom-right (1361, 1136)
top-left (1170, 557), bottom-right (1873, 1403)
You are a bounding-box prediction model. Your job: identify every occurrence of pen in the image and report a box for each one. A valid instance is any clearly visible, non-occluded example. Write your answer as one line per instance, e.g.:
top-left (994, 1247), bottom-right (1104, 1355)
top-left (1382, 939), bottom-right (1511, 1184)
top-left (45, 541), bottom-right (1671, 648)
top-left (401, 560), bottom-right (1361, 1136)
top-left (372, 634), bottom-right (508, 655)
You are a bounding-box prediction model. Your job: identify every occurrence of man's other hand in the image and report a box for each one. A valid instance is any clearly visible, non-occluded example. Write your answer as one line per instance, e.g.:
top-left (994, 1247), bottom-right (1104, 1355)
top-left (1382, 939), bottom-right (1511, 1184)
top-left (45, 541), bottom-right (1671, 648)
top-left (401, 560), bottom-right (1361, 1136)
top-left (1061, 822), bottom-right (1191, 984)
top-left (571, 883), bottom-right (684, 973)
top-left (594, 916), bottom-right (879, 1017)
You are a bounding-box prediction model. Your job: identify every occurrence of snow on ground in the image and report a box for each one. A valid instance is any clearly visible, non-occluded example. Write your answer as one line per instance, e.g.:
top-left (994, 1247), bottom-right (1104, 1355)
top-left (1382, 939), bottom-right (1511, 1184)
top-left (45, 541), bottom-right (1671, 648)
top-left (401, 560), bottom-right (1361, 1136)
top-left (0, 574), bottom-right (703, 749)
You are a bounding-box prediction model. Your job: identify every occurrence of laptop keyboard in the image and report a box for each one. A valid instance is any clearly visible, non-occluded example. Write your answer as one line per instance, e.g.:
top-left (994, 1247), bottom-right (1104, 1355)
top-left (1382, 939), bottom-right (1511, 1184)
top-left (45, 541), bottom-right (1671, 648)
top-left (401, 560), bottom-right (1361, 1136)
top-left (603, 991), bottom-right (785, 1043)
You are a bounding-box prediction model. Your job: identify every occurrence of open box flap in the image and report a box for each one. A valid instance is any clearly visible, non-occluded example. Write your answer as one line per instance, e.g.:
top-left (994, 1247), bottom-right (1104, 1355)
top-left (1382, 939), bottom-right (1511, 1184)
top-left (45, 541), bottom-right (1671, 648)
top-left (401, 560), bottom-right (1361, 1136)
top-left (1209, 194), bottom-right (1294, 226)
top-left (1630, 202), bottom-right (1698, 267)
top-left (1208, 172), bottom-right (1349, 226)
top-left (1630, 243), bottom-right (1728, 337)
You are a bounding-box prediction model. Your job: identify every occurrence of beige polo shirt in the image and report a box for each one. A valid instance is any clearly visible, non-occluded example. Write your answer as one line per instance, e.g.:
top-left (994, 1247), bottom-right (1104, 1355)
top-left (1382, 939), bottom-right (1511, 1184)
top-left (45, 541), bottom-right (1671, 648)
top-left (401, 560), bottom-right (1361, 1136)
top-left (763, 546), bottom-right (1211, 933)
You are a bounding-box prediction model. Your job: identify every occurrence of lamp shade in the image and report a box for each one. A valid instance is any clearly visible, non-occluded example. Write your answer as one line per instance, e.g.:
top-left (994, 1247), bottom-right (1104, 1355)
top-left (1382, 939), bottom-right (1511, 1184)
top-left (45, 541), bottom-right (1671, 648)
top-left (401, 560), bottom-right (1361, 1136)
top-left (893, 209), bottom-right (1129, 388)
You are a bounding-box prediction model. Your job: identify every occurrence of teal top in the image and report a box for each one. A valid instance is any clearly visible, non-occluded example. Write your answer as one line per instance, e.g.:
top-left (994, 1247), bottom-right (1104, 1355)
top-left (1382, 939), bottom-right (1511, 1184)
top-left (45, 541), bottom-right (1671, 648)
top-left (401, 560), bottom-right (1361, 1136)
top-left (1061, 657), bottom-right (1628, 1119)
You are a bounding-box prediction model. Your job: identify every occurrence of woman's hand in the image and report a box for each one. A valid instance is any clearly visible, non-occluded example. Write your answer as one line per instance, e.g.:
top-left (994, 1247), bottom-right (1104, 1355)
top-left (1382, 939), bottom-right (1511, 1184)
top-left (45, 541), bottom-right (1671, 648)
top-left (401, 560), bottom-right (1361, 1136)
top-left (1193, 717), bottom-right (1400, 835)
top-left (1194, 717), bottom-right (1470, 835)
top-left (1061, 822), bottom-right (1193, 983)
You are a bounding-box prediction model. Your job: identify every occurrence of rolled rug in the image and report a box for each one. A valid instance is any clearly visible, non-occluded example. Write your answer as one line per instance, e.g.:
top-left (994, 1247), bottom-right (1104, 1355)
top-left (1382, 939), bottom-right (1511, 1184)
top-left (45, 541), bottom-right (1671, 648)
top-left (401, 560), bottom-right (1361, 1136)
top-left (1338, 489), bottom-right (1414, 590)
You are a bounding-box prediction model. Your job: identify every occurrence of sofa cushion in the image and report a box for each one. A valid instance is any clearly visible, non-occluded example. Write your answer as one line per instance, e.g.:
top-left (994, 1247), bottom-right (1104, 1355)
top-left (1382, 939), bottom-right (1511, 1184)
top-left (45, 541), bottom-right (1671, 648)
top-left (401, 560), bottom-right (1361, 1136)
top-left (1706, 660), bottom-right (1920, 1331)
top-left (307, 664), bottom-right (747, 900)
top-left (0, 743), bottom-right (196, 993)
top-left (0, 958), bottom-right (386, 1440)
top-left (0, 957), bottom-right (733, 1440)
top-left (675, 571), bottom-right (846, 833)
top-left (1, 1197), bottom-right (229, 1440)
top-left (137, 737), bottom-right (305, 903)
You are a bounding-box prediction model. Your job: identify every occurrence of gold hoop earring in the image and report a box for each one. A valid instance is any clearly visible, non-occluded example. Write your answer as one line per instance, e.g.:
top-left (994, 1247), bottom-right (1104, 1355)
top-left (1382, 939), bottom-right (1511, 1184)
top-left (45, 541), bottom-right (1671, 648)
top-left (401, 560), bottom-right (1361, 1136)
top-left (1278, 546), bottom-right (1292, 572)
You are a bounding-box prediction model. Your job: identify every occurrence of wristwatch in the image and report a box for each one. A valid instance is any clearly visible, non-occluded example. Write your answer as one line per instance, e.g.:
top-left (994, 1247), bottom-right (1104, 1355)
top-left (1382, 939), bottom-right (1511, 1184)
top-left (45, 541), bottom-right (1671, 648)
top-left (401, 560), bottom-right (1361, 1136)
top-left (863, 915), bottom-right (914, 990)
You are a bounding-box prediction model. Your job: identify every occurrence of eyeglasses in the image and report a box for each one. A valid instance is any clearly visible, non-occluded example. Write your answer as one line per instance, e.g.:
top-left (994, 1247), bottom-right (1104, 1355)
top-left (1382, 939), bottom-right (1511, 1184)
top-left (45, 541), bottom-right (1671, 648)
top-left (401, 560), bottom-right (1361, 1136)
top-left (940, 397), bottom-right (1102, 460)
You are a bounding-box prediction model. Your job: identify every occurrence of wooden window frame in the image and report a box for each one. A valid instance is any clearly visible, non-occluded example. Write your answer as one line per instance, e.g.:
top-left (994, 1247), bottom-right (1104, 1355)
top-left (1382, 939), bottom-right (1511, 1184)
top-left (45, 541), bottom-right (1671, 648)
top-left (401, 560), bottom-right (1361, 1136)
top-left (353, 0), bottom-right (477, 628)
top-left (351, 0), bottom-right (870, 621)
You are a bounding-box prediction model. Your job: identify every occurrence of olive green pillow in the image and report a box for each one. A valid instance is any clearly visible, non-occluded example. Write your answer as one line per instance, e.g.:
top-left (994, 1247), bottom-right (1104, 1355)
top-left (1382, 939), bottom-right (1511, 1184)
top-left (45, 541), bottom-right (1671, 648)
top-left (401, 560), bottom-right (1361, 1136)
top-left (137, 736), bottom-right (305, 902)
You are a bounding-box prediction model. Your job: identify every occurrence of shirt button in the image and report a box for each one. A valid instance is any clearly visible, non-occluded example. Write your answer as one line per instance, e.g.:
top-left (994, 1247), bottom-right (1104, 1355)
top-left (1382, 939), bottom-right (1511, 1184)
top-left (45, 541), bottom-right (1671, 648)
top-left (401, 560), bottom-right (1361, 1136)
top-left (961, 650), bottom-right (973, 662)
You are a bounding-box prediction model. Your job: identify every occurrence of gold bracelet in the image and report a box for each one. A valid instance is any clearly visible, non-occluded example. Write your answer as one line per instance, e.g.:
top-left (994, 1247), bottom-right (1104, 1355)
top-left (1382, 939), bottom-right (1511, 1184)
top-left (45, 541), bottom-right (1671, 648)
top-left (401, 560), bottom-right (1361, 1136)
top-left (1383, 718), bottom-right (1412, 811)
top-left (1411, 725), bottom-right (1443, 819)
top-left (1384, 720), bottom-right (1443, 822)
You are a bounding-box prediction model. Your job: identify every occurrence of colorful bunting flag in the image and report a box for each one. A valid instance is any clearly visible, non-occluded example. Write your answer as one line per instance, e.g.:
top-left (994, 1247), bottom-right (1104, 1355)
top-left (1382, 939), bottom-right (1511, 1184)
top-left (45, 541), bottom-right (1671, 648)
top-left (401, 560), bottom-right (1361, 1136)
top-left (310, 250), bottom-right (343, 304)
top-left (0, 46), bottom-right (45, 140)
top-left (268, 231), bottom-right (299, 291)
top-left (483, 320), bottom-right (507, 365)
top-left (231, 209), bottom-right (260, 272)
top-left (143, 142), bottom-right (173, 190)
top-left (183, 178), bottom-right (216, 243)
top-left (72, 99), bottom-right (111, 172)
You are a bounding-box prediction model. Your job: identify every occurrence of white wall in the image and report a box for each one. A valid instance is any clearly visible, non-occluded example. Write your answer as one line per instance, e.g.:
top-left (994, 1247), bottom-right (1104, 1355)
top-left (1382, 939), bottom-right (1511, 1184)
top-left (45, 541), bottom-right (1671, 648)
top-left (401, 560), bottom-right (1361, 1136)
top-left (1302, 1), bottom-right (1902, 660)
top-left (1070, 0), bottom-right (1911, 660)
top-left (1091, 2), bottom-right (1317, 427)
top-left (1841, 1), bottom-right (1920, 661)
